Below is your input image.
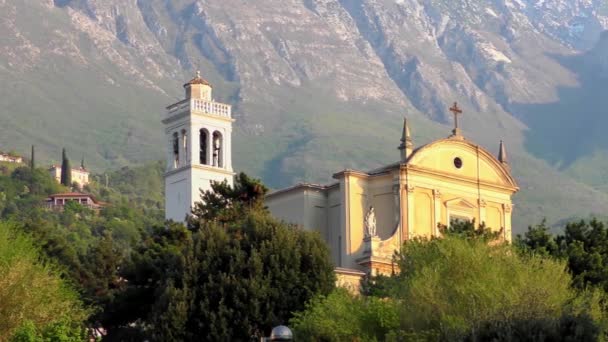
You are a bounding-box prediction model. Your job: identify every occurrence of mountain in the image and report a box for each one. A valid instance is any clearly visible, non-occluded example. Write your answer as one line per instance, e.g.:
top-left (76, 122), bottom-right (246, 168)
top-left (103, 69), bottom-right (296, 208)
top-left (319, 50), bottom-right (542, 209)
top-left (1, 0), bottom-right (608, 232)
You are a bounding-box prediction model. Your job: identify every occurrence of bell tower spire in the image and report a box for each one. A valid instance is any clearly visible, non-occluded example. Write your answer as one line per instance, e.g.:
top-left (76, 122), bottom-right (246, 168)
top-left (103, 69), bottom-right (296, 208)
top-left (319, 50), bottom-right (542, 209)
top-left (398, 117), bottom-right (413, 162)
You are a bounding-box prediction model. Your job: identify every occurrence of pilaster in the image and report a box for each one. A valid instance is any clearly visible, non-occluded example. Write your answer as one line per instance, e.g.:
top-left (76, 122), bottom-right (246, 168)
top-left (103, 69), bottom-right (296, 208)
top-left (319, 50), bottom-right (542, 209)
top-left (503, 203), bottom-right (513, 242)
top-left (406, 184), bottom-right (415, 239)
top-left (433, 189), bottom-right (442, 237)
top-left (478, 199), bottom-right (487, 226)
top-left (190, 127), bottom-right (198, 165)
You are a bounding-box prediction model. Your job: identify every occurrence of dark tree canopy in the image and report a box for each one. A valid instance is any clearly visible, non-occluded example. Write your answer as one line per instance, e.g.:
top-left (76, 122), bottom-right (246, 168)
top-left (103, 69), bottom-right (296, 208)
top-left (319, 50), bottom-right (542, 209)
top-left (189, 172), bottom-right (268, 225)
top-left (152, 213), bottom-right (335, 341)
top-left (517, 218), bottom-right (608, 291)
top-left (112, 173), bottom-right (335, 341)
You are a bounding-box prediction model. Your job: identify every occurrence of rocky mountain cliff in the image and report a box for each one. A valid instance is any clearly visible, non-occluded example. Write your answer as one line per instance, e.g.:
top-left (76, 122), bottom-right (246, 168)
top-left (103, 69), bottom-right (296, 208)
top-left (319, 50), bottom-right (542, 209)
top-left (1, 0), bottom-right (608, 230)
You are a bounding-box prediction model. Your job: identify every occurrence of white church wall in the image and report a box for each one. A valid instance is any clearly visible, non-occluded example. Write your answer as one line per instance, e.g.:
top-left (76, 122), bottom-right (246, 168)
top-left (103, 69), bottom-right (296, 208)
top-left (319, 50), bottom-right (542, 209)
top-left (303, 191), bottom-right (328, 233)
top-left (266, 190), bottom-right (308, 228)
top-left (266, 188), bottom-right (328, 231)
top-left (165, 172), bottom-right (190, 222)
top-left (266, 186), bottom-right (347, 266)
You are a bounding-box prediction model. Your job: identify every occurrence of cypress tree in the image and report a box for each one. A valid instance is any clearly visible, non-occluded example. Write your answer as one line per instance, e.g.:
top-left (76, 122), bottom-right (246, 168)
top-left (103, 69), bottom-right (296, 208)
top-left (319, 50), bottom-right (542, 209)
top-left (30, 145), bottom-right (35, 170)
top-left (60, 149), bottom-right (66, 185)
top-left (60, 148), bottom-right (72, 187)
top-left (29, 145), bottom-right (36, 194)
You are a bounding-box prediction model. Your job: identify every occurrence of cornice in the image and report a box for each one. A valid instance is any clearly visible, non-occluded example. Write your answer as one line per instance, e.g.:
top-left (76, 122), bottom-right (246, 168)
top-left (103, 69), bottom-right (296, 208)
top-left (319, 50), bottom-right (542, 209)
top-left (164, 164), bottom-right (236, 177)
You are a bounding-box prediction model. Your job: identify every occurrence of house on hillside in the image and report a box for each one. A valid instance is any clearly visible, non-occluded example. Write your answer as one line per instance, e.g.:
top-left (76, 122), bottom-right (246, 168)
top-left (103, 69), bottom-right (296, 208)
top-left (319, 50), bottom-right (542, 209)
top-left (49, 165), bottom-right (90, 189)
top-left (0, 152), bottom-right (23, 164)
top-left (45, 192), bottom-right (105, 211)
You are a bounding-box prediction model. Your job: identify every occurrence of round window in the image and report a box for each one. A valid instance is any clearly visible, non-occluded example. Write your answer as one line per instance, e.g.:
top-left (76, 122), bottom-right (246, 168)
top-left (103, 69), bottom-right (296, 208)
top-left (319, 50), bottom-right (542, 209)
top-left (454, 157), bottom-right (463, 169)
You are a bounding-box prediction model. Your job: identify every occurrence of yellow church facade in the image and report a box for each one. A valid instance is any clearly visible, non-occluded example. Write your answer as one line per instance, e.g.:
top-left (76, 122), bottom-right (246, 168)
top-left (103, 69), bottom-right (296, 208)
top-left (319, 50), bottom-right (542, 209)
top-left (266, 110), bottom-right (518, 284)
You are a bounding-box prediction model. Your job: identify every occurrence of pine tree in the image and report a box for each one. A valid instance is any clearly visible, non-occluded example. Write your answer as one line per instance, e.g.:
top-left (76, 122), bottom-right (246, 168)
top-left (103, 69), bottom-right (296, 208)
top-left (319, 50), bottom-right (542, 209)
top-left (60, 149), bottom-right (72, 187)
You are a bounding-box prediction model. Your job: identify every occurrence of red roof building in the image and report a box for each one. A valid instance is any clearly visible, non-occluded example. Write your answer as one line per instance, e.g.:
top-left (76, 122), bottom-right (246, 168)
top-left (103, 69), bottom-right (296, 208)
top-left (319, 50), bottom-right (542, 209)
top-left (46, 192), bottom-right (105, 211)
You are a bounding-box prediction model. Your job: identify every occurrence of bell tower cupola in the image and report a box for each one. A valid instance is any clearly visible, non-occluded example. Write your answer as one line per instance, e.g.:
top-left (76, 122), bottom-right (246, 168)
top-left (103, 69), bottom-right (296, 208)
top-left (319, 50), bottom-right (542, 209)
top-left (163, 71), bottom-right (235, 222)
top-left (184, 71), bottom-right (213, 101)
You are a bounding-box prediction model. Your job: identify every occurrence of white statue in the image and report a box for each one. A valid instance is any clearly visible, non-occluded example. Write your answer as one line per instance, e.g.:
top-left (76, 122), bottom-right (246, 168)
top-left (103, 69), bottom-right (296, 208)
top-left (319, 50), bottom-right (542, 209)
top-left (364, 206), bottom-right (377, 237)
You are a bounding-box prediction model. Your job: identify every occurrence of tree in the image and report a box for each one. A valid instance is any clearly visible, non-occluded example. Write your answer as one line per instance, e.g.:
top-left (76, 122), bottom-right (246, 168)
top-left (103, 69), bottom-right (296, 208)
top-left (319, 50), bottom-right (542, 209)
top-left (146, 173), bottom-right (335, 340)
top-left (516, 219), bottom-right (560, 257)
top-left (189, 172), bottom-right (268, 225)
top-left (438, 219), bottom-right (501, 241)
top-left (150, 214), bottom-right (335, 340)
top-left (30, 145), bottom-right (35, 170)
top-left (390, 236), bottom-right (603, 340)
top-left (102, 222), bottom-right (191, 339)
top-left (518, 219), bottom-right (608, 292)
top-left (290, 289), bottom-right (399, 341)
top-left (10, 319), bottom-right (88, 342)
top-left (292, 235), bottom-right (608, 341)
top-left (60, 148), bottom-right (71, 187)
top-left (0, 222), bottom-right (88, 340)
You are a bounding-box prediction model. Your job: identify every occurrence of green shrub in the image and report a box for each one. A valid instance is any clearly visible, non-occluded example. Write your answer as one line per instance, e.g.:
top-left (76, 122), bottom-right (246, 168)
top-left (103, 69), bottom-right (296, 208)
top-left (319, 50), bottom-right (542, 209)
top-left (0, 222), bottom-right (88, 341)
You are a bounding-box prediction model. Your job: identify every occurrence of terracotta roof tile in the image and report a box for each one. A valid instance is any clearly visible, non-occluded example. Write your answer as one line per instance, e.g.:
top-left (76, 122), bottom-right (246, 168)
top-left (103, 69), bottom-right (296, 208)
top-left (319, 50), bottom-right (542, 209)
top-left (183, 71), bottom-right (212, 88)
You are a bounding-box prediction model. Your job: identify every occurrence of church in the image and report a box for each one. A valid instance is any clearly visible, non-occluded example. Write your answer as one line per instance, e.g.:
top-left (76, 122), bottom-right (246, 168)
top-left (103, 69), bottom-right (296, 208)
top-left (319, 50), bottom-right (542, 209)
top-left (163, 74), bottom-right (519, 286)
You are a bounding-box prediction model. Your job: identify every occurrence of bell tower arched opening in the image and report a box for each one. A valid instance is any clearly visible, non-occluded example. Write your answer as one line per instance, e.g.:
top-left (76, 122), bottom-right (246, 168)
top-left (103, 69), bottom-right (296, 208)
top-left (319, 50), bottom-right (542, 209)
top-left (212, 131), bottom-right (223, 168)
top-left (172, 132), bottom-right (179, 168)
top-left (181, 129), bottom-right (188, 165)
top-left (200, 129), bottom-right (209, 165)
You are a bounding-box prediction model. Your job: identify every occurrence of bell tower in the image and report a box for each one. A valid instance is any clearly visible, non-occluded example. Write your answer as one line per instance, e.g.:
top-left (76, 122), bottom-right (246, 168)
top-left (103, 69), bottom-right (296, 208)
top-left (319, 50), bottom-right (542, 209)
top-left (163, 72), bottom-right (234, 221)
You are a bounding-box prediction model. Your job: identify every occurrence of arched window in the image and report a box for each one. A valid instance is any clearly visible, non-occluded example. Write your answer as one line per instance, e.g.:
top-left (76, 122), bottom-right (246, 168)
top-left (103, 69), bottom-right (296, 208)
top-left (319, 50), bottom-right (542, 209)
top-left (212, 131), bottom-right (223, 168)
top-left (181, 129), bottom-right (188, 164)
top-left (200, 129), bottom-right (209, 165)
top-left (172, 132), bottom-right (179, 168)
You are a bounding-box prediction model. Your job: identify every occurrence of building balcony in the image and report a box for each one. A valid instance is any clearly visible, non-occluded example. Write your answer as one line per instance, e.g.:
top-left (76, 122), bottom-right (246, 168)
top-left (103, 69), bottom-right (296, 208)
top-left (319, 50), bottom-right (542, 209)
top-left (45, 203), bottom-right (102, 211)
top-left (166, 99), bottom-right (232, 119)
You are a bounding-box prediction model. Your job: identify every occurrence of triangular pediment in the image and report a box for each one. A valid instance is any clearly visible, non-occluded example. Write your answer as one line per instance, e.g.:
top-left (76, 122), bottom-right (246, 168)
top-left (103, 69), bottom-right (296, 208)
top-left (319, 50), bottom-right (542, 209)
top-left (444, 198), bottom-right (477, 209)
top-left (406, 139), bottom-right (519, 191)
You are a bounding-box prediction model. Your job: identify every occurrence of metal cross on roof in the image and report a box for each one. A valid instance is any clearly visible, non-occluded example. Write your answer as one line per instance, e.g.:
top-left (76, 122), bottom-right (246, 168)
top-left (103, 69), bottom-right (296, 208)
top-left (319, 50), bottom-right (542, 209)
top-left (449, 102), bottom-right (463, 136)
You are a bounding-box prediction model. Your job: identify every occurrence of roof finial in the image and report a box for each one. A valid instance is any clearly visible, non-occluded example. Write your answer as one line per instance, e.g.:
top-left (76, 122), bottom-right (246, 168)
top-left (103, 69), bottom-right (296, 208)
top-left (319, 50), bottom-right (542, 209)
top-left (196, 70), bottom-right (201, 79)
top-left (449, 102), bottom-right (463, 138)
top-left (398, 117), bottom-right (414, 162)
top-left (498, 140), bottom-right (508, 165)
